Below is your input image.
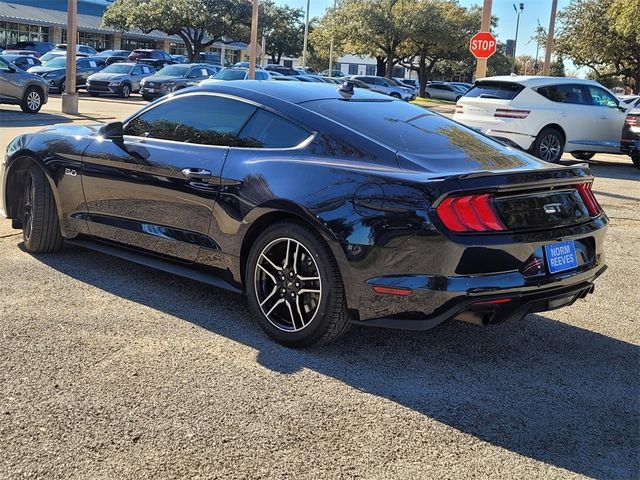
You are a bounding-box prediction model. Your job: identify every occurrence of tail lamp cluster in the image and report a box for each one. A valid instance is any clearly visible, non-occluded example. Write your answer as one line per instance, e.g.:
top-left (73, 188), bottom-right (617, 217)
top-left (625, 115), bottom-right (637, 127)
top-left (494, 108), bottom-right (530, 119)
top-left (436, 194), bottom-right (506, 233)
top-left (575, 182), bottom-right (603, 216)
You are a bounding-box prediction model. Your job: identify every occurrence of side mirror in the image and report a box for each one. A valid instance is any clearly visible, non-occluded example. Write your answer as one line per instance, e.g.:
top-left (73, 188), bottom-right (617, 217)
top-left (6, 63), bottom-right (17, 72)
top-left (99, 121), bottom-right (124, 141)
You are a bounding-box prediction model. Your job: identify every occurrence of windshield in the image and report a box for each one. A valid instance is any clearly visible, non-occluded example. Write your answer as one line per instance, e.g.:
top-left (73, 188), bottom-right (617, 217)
top-left (156, 65), bottom-right (188, 77)
top-left (214, 69), bottom-right (247, 80)
top-left (465, 81), bottom-right (524, 100)
top-left (45, 57), bottom-right (67, 68)
top-left (102, 64), bottom-right (132, 74)
top-left (40, 52), bottom-right (64, 63)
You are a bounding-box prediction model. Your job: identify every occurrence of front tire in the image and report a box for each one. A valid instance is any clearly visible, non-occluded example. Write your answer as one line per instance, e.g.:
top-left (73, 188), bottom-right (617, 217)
top-left (142, 94), bottom-right (153, 101)
top-left (532, 127), bottom-right (564, 163)
top-left (632, 153), bottom-right (640, 169)
top-left (20, 87), bottom-right (43, 113)
top-left (119, 83), bottom-right (131, 98)
top-left (22, 165), bottom-right (63, 253)
top-left (571, 151), bottom-right (595, 160)
top-left (390, 92), bottom-right (401, 99)
top-left (246, 221), bottom-right (349, 347)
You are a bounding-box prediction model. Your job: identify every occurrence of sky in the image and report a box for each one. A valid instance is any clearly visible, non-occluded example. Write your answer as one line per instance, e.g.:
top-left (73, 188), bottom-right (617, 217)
top-left (275, 0), bottom-right (581, 74)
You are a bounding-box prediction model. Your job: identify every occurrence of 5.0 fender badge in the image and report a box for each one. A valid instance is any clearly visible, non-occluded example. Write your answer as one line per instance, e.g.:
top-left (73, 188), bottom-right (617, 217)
top-left (64, 168), bottom-right (77, 177)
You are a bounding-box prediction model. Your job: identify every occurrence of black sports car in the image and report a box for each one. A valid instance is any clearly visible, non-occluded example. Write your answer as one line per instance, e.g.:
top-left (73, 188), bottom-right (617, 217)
top-left (0, 81), bottom-right (608, 347)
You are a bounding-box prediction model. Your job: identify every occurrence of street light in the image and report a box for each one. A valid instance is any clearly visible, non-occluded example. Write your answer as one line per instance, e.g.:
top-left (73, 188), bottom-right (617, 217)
top-left (511, 2), bottom-right (524, 73)
top-left (301, 0), bottom-right (310, 68)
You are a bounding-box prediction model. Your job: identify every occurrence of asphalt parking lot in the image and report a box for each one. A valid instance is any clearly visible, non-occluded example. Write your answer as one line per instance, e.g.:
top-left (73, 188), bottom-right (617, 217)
top-left (1, 94), bottom-right (639, 479)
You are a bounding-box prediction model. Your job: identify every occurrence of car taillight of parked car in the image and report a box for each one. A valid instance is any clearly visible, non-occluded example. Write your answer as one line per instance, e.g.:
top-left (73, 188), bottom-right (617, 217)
top-left (575, 182), bottom-right (603, 216)
top-left (494, 108), bottom-right (530, 119)
top-left (436, 193), bottom-right (506, 232)
top-left (625, 115), bottom-right (637, 127)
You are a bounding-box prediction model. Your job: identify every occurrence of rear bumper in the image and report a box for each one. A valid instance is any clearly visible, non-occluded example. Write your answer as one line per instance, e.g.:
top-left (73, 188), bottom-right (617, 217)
top-left (139, 87), bottom-right (168, 99)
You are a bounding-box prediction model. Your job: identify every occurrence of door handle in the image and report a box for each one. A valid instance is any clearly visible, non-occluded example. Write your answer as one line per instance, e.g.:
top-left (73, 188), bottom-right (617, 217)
top-left (181, 168), bottom-right (212, 179)
top-left (560, 112), bottom-right (568, 117)
top-left (599, 115), bottom-right (607, 120)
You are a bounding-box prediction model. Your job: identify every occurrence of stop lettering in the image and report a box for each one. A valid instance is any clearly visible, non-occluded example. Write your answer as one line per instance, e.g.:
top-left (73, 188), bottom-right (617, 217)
top-left (469, 31), bottom-right (497, 59)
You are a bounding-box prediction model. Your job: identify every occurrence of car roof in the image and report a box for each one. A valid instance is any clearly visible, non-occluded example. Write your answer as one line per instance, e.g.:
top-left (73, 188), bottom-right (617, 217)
top-left (478, 75), bottom-right (603, 87)
top-left (194, 79), bottom-right (388, 104)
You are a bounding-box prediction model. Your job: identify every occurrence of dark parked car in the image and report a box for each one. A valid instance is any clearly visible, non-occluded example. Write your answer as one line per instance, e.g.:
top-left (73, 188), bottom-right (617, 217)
top-left (264, 65), bottom-right (305, 76)
top-left (621, 106), bottom-right (640, 169)
top-left (196, 52), bottom-right (229, 66)
top-left (6, 41), bottom-right (55, 56)
top-left (0, 55), bottom-right (48, 112)
top-left (2, 49), bottom-right (41, 58)
top-left (94, 49), bottom-right (131, 65)
top-left (171, 54), bottom-right (189, 64)
top-left (27, 56), bottom-right (106, 92)
top-left (128, 49), bottom-right (174, 70)
top-left (2, 54), bottom-right (41, 70)
top-left (0, 82), bottom-right (608, 347)
top-left (139, 64), bottom-right (217, 100)
top-left (86, 62), bottom-right (156, 97)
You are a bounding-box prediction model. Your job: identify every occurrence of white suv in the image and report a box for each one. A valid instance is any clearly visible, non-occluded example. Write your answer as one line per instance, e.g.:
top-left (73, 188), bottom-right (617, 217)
top-left (454, 76), bottom-right (628, 162)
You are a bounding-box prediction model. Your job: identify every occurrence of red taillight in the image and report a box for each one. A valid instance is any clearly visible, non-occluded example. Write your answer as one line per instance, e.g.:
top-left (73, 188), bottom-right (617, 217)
top-left (372, 286), bottom-right (413, 296)
top-left (474, 298), bottom-right (512, 305)
top-left (494, 108), bottom-right (530, 119)
top-left (436, 194), bottom-right (506, 233)
top-left (625, 115), bottom-right (638, 127)
top-left (576, 182), bottom-right (603, 216)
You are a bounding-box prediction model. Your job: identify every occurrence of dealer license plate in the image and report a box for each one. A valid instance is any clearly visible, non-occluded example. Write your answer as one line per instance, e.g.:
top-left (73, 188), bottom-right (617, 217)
top-left (544, 240), bottom-right (578, 274)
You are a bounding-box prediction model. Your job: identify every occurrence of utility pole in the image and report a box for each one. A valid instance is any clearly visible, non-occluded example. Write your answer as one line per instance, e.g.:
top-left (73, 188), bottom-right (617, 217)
top-left (543, 0), bottom-right (558, 75)
top-left (511, 3), bottom-right (524, 73)
top-left (62, 0), bottom-right (78, 114)
top-left (474, 0), bottom-right (493, 80)
top-left (328, 0), bottom-right (337, 77)
top-left (301, 0), bottom-right (310, 68)
top-left (248, 0), bottom-right (259, 79)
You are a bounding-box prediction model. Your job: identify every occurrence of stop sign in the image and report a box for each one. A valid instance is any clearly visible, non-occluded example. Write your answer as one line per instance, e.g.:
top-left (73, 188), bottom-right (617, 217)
top-left (469, 31), bottom-right (497, 59)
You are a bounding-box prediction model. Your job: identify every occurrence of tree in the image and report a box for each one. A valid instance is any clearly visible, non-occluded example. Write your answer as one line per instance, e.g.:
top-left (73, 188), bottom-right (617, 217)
top-left (102, 0), bottom-right (252, 62)
top-left (556, 0), bottom-right (640, 90)
top-left (399, 1), bottom-right (482, 97)
top-left (550, 56), bottom-right (566, 77)
top-left (260, 1), bottom-right (305, 64)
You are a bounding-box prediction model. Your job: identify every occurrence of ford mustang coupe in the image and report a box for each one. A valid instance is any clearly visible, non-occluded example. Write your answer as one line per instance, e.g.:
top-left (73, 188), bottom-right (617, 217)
top-left (0, 81), bottom-right (607, 347)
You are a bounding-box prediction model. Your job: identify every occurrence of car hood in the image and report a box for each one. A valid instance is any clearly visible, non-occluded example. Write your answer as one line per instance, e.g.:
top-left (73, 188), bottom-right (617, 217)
top-left (38, 123), bottom-right (102, 137)
top-left (28, 65), bottom-right (64, 75)
top-left (143, 75), bottom-right (183, 83)
top-left (88, 72), bottom-right (130, 81)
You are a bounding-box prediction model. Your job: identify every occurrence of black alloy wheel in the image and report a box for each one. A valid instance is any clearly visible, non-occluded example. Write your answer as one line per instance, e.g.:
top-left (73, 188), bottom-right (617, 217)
top-left (571, 152), bottom-right (595, 161)
top-left (120, 83), bottom-right (131, 98)
top-left (20, 87), bottom-right (43, 113)
top-left (246, 222), bottom-right (349, 347)
top-left (532, 127), bottom-right (564, 163)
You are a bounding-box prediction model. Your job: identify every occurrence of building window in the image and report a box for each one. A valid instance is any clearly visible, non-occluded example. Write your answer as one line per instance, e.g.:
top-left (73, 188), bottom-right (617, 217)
top-left (169, 42), bottom-right (186, 55)
top-left (283, 59), bottom-right (293, 68)
top-left (121, 38), bottom-right (158, 51)
top-left (365, 65), bottom-right (376, 76)
top-left (0, 22), bottom-right (49, 48)
top-left (348, 64), bottom-right (358, 75)
top-left (61, 30), bottom-right (112, 50)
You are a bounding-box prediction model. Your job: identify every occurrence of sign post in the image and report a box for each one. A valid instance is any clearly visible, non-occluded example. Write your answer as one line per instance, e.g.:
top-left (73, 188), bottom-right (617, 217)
top-left (470, 31), bottom-right (497, 80)
top-left (473, 0), bottom-right (493, 80)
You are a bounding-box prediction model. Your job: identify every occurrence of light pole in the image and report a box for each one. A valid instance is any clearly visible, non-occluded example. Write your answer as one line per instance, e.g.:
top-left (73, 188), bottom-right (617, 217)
top-left (543, 0), bottom-right (558, 75)
top-left (301, 0), bottom-right (310, 69)
top-left (474, 0), bottom-right (492, 80)
top-left (511, 2), bottom-right (524, 73)
top-left (328, 0), bottom-right (337, 77)
top-left (62, 0), bottom-right (78, 114)
top-left (248, 0), bottom-right (259, 79)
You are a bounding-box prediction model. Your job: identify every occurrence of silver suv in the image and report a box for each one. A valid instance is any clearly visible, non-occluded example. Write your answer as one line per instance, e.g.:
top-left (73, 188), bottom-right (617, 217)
top-left (0, 55), bottom-right (48, 113)
top-left (86, 62), bottom-right (155, 98)
top-left (347, 75), bottom-right (415, 100)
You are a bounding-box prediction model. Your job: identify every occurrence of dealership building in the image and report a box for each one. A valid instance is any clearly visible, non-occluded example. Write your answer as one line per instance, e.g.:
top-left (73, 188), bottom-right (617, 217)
top-left (0, 0), bottom-right (246, 62)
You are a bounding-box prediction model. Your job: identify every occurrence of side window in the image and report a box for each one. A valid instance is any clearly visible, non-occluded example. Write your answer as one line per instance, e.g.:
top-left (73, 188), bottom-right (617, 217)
top-left (77, 59), bottom-right (88, 69)
top-left (0, 58), bottom-right (9, 71)
top-left (132, 66), bottom-right (143, 75)
top-left (256, 71), bottom-right (267, 80)
top-left (237, 109), bottom-right (311, 148)
top-left (88, 60), bottom-right (97, 68)
top-left (123, 95), bottom-right (257, 146)
top-left (142, 66), bottom-right (152, 74)
top-left (163, 52), bottom-right (172, 61)
top-left (348, 64), bottom-right (358, 75)
top-left (186, 68), bottom-right (199, 78)
top-left (587, 86), bottom-right (618, 108)
top-left (538, 84), bottom-right (587, 104)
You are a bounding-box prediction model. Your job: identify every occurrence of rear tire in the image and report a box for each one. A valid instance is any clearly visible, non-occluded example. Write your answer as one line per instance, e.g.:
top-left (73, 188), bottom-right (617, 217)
top-left (246, 221), bottom-right (350, 347)
top-left (89, 91), bottom-right (100, 97)
top-left (20, 87), bottom-right (43, 113)
top-left (22, 165), bottom-right (63, 253)
top-left (571, 151), bottom-right (595, 160)
top-left (632, 153), bottom-right (640, 170)
top-left (390, 92), bottom-right (401, 99)
top-left (142, 94), bottom-right (153, 101)
top-left (424, 92), bottom-right (431, 98)
top-left (532, 127), bottom-right (564, 163)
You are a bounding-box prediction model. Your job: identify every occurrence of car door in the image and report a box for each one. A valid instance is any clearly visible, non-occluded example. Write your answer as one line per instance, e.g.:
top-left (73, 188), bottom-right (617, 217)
top-left (130, 64), bottom-right (144, 90)
top-left (76, 58), bottom-right (90, 86)
top-left (0, 57), bottom-right (23, 101)
top-left (185, 67), bottom-right (208, 86)
top-left (585, 85), bottom-right (628, 152)
top-left (536, 83), bottom-right (596, 151)
top-left (80, 93), bottom-right (258, 262)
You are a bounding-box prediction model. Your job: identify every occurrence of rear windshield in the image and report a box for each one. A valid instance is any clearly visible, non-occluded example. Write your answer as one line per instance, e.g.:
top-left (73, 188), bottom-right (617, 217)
top-left (102, 64), bottom-right (132, 74)
top-left (302, 98), bottom-right (522, 161)
top-left (214, 69), bottom-right (246, 80)
top-left (156, 65), bottom-right (188, 76)
top-left (464, 81), bottom-right (524, 100)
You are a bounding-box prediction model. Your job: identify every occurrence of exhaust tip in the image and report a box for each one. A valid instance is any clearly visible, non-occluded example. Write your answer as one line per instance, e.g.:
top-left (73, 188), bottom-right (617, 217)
top-left (455, 310), bottom-right (492, 326)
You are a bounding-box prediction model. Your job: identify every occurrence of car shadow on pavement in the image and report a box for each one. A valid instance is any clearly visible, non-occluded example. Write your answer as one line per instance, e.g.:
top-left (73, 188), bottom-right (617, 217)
top-left (0, 109), bottom-right (113, 126)
top-left (32, 244), bottom-right (639, 480)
